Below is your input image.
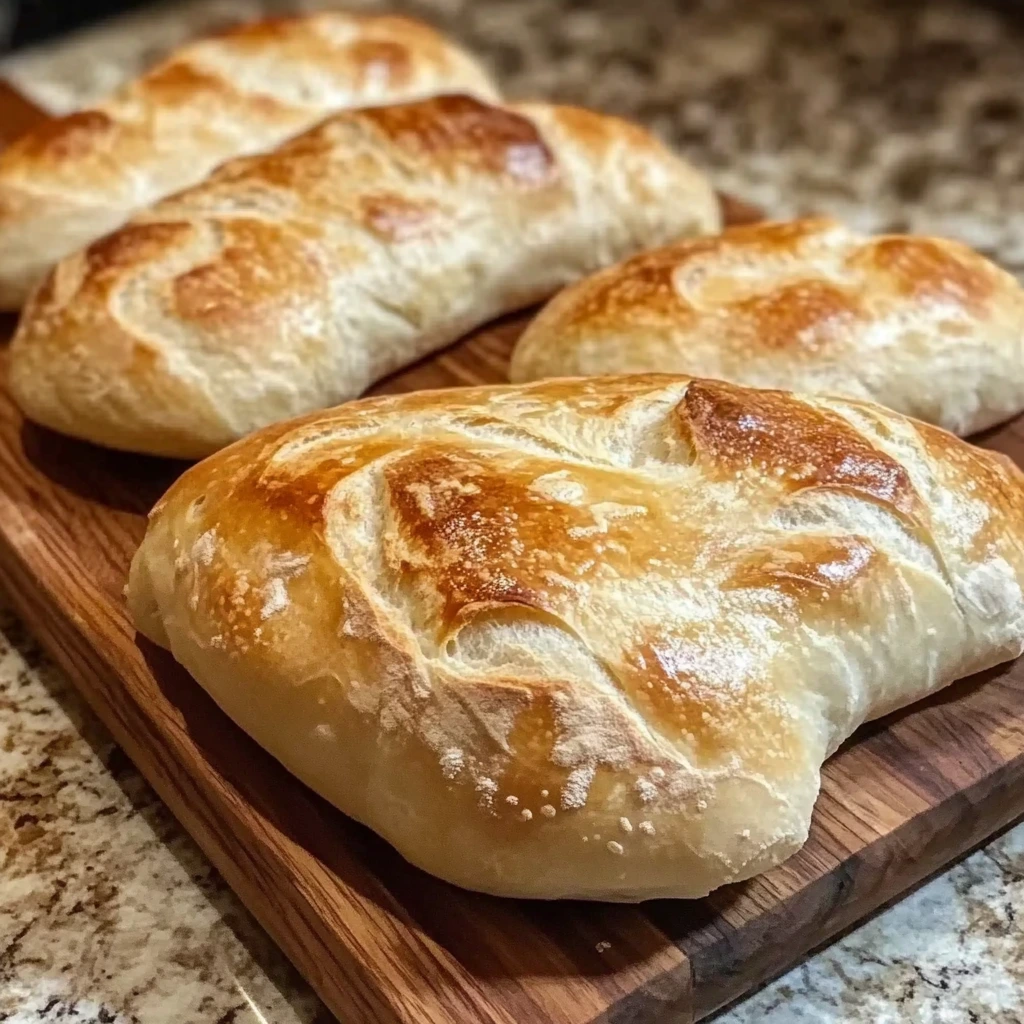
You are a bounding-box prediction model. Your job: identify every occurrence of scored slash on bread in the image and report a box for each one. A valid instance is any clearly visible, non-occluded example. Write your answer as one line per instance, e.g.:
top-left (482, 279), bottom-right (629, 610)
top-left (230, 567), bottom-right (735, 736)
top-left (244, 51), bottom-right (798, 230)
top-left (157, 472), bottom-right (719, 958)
top-left (8, 95), bottom-right (720, 458)
top-left (0, 12), bottom-right (500, 309)
top-left (510, 217), bottom-right (1024, 436)
top-left (127, 374), bottom-right (1024, 900)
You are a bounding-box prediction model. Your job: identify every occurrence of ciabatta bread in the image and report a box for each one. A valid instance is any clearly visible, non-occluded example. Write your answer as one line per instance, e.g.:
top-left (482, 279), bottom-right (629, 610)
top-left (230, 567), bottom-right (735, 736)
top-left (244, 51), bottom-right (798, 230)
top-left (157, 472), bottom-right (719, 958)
top-left (127, 374), bottom-right (1024, 901)
top-left (510, 218), bottom-right (1024, 436)
top-left (0, 13), bottom-right (498, 309)
top-left (9, 96), bottom-right (718, 458)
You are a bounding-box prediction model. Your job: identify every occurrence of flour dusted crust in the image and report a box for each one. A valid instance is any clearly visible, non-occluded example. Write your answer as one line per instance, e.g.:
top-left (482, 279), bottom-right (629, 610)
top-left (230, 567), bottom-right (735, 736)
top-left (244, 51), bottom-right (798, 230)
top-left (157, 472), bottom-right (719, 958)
top-left (127, 374), bottom-right (1024, 900)
top-left (8, 96), bottom-right (718, 458)
top-left (510, 218), bottom-right (1024, 436)
top-left (0, 12), bottom-right (499, 309)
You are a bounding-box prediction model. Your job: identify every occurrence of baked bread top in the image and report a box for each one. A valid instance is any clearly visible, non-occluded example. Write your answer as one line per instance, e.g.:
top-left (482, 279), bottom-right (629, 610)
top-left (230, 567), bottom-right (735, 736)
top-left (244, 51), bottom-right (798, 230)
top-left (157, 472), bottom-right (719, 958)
top-left (510, 218), bottom-right (1024, 436)
top-left (9, 96), bottom-right (718, 457)
top-left (128, 374), bottom-right (1024, 899)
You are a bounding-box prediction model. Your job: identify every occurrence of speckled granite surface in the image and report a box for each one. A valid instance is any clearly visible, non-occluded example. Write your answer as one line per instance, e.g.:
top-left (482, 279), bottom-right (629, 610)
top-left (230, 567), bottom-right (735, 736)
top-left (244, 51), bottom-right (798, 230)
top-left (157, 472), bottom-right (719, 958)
top-left (0, 607), bottom-right (326, 1024)
top-left (3, 0), bottom-right (1024, 1021)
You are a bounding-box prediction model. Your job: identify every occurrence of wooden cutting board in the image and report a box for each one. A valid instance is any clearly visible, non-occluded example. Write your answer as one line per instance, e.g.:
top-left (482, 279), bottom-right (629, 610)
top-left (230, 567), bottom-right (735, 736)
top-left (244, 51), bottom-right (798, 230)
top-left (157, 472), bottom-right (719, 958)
top-left (2, 88), bottom-right (1024, 1024)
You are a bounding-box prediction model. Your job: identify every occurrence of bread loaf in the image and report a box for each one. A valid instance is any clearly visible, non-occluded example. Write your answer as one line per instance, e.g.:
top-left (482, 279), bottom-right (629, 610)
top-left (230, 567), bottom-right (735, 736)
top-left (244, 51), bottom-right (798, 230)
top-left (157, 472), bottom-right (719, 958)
top-left (8, 95), bottom-right (718, 458)
top-left (510, 218), bottom-right (1024, 436)
top-left (127, 374), bottom-right (1024, 900)
top-left (0, 13), bottom-right (498, 309)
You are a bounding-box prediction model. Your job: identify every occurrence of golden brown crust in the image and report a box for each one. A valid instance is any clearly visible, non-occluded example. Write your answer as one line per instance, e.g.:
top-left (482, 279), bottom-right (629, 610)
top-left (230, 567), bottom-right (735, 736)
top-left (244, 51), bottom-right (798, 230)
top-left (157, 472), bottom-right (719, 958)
top-left (855, 235), bottom-right (995, 313)
top-left (0, 13), bottom-right (499, 309)
top-left (357, 192), bottom-right (442, 242)
top-left (680, 379), bottom-right (919, 514)
top-left (7, 110), bottom-right (116, 164)
top-left (9, 99), bottom-right (719, 457)
top-left (510, 218), bottom-right (1024, 436)
top-left (128, 374), bottom-right (1024, 899)
top-left (358, 95), bottom-right (558, 184)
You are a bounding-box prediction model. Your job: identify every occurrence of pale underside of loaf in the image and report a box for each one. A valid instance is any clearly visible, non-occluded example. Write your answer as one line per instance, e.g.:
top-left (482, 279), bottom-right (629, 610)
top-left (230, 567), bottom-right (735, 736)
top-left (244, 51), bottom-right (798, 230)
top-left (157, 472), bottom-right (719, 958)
top-left (127, 375), bottom-right (1024, 900)
top-left (8, 96), bottom-right (719, 458)
top-left (510, 218), bottom-right (1024, 437)
top-left (0, 12), bottom-right (499, 309)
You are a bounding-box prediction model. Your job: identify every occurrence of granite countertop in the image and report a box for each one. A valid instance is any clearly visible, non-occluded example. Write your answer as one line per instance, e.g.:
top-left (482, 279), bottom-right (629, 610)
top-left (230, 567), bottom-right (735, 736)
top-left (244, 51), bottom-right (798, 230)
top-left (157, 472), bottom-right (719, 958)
top-left (3, 0), bottom-right (1024, 1021)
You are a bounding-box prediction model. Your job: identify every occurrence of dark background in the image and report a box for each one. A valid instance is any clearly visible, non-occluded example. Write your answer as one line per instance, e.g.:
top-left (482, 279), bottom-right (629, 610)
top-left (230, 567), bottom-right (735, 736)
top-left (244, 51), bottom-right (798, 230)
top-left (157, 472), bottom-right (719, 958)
top-left (1, 0), bottom-right (151, 51)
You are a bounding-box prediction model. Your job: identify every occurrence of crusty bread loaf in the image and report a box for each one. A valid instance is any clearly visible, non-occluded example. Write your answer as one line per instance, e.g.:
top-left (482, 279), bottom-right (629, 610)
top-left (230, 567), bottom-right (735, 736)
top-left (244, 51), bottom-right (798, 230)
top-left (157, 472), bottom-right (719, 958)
top-left (8, 96), bottom-right (719, 458)
top-left (0, 13), bottom-right (498, 309)
top-left (127, 374), bottom-right (1024, 901)
top-left (509, 218), bottom-right (1024, 436)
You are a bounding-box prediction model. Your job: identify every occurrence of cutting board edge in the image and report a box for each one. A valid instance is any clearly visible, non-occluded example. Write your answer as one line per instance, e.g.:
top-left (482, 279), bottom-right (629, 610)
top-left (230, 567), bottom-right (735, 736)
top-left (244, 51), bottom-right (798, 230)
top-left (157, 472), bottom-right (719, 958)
top-left (681, 736), bottom-right (1024, 1019)
top-left (0, 491), bottom-right (608, 1024)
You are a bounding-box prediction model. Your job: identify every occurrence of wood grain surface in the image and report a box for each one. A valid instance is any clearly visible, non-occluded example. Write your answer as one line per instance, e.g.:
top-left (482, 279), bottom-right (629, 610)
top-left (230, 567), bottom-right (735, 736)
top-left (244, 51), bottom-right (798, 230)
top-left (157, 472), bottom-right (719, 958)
top-left (1, 91), bottom-right (1024, 1024)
